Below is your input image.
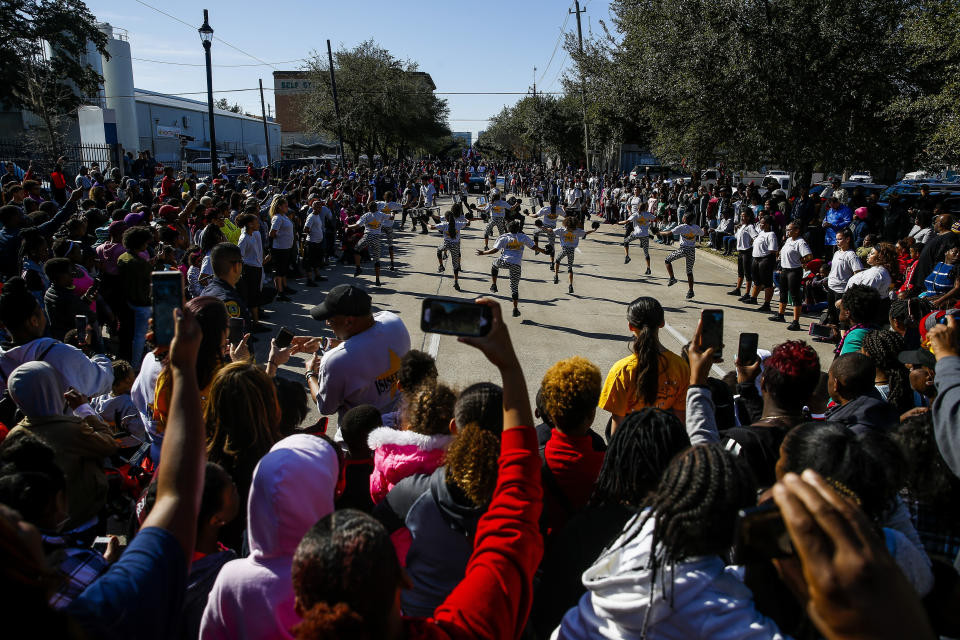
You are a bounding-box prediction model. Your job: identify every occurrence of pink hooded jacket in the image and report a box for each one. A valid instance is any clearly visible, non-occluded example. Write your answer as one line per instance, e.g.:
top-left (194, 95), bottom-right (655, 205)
top-left (199, 434), bottom-right (339, 640)
top-left (368, 426), bottom-right (452, 504)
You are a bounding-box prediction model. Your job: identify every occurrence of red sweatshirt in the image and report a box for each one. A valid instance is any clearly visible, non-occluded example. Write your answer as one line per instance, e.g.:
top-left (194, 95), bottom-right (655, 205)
top-left (405, 426), bottom-right (543, 640)
top-left (542, 430), bottom-right (605, 534)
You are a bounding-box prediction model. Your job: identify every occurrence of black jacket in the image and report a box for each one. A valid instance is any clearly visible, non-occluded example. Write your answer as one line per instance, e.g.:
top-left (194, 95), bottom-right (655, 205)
top-left (824, 393), bottom-right (899, 434)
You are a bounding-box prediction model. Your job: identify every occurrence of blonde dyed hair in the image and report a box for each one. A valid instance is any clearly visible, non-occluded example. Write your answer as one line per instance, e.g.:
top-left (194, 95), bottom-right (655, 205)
top-left (539, 356), bottom-right (602, 431)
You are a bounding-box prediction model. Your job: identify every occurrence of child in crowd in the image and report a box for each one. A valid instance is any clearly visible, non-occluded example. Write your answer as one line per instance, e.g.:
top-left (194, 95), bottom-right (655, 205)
top-left (42, 257), bottom-right (94, 341)
top-left (367, 381), bottom-right (456, 504)
top-left (336, 404), bottom-right (381, 513)
top-left (91, 359), bottom-right (144, 440)
top-left (857, 233), bottom-right (878, 261)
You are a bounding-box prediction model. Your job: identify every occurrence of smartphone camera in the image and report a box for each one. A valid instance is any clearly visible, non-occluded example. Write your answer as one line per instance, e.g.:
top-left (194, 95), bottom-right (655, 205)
top-left (421, 297), bottom-right (493, 337)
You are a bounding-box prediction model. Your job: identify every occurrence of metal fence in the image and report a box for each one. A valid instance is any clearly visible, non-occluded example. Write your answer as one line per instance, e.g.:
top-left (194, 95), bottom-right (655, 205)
top-left (0, 140), bottom-right (115, 181)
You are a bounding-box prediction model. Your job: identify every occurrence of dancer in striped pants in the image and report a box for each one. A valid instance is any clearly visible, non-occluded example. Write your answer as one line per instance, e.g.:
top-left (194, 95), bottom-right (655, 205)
top-left (430, 208), bottom-right (468, 291)
top-left (659, 212), bottom-right (704, 300)
top-left (476, 219), bottom-right (545, 317)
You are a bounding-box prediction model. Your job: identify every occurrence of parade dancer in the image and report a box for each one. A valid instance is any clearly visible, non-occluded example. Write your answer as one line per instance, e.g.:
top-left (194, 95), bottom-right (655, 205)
top-left (618, 197), bottom-right (656, 274)
top-left (348, 201), bottom-right (389, 286)
top-left (528, 194), bottom-right (564, 270)
top-left (479, 190), bottom-right (510, 250)
top-left (476, 219), bottom-right (546, 317)
top-left (555, 218), bottom-right (599, 293)
top-left (659, 212), bottom-right (704, 300)
top-left (430, 207), bottom-right (469, 291)
top-left (378, 191), bottom-right (402, 271)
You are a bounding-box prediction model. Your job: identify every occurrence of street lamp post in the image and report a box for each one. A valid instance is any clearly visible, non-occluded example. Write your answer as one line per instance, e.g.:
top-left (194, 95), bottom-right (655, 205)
top-left (199, 10), bottom-right (218, 176)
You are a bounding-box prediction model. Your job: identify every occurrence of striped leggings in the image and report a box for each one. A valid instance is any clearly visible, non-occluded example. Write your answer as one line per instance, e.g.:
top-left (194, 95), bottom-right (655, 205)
top-left (438, 238), bottom-right (462, 272)
top-left (493, 258), bottom-right (522, 299)
top-left (665, 246), bottom-right (696, 274)
top-left (623, 233), bottom-right (650, 258)
top-left (484, 217), bottom-right (507, 239)
top-left (356, 233), bottom-right (382, 263)
top-left (534, 227), bottom-right (556, 253)
top-left (557, 247), bottom-right (576, 272)
top-left (382, 227), bottom-right (395, 248)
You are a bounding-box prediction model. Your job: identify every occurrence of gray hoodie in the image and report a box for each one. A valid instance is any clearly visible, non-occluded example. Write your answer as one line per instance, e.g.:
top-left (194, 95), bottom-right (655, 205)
top-left (0, 337), bottom-right (112, 404)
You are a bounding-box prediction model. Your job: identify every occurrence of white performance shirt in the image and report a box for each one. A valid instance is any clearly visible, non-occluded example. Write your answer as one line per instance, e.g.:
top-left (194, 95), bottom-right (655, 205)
top-left (487, 199), bottom-right (510, 219)
top-left (435, 220), bottom-right (467, 243)
top-left (270, 214), bottom-right (295, 249)
top-left (751, 230), bottom-right (779, 257)
top-left (559, 227), bottom-right (587, 249)
top-left (358, 211), bottom-right (389, 235)
top-left (493, 232), bottom-right (535, 265)
top-left (780, 237), bottom-right (812, 269)
top-left (378, 201), bottom-right (402, 229)
top-left (316, 311), bottom-right (411, 421)
top-left (628, 211), bottom-right (656, 237)
top-left (673, 224), bottom-right (704, 248)
top-left (628, 196), bottom-right (643, 215)
top-left (827, 249), bottom-right (864, 294)
top-left (420, 183), bottom-right (437, 207)
top-left (734, 224), bottom-right (758, 251)
top-left (537, 205), bottom-right (564, 229)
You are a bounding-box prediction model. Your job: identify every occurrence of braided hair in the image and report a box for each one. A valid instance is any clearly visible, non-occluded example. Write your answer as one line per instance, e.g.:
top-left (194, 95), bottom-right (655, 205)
top-left (861, 330), bottom-right (912, 414)
top-left (589, 408), bottom-right (690, 509)
top-left (627, 445), bottom-right (756, 635)
top-left (626, 297), bottom-right (665, 406)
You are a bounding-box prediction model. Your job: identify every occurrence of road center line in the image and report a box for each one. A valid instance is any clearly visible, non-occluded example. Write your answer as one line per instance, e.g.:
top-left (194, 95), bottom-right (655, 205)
top-left (661, 321), bottom-right (727, 378)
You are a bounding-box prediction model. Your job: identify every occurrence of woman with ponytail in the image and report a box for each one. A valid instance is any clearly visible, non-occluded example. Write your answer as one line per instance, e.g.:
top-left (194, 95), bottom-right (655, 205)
top-left (430, 204), bottom-right (468, 291)
top-left (598, 297), bottom-right (690, 433)
top-left (372, 382), bottom-right (504, 618)
top-left (291, 298), bottom-right (544, 640)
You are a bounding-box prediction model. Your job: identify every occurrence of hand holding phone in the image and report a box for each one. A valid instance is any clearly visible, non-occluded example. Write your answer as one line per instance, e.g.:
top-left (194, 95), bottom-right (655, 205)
top-left (737, 333), bottom-right (759, 366)
top-left (421, 297), bottom-right (493, 337)
top-left (274, 327), bottom-right (294, 349)
top-left (228, 317), bottom-right (245, 345)
top-left (699, 309), bottom-right (724, 361)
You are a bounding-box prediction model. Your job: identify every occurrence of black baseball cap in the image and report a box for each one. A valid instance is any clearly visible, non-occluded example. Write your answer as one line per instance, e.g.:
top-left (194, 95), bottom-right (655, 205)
top-left (898, 348), bottom-right (936, 369)
top-left (310, 284), bottom-right (371, 321)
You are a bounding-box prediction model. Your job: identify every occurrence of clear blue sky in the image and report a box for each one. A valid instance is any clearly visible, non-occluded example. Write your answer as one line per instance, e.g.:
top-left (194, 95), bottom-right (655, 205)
top-left (85, 0), bottom-right (611, 140)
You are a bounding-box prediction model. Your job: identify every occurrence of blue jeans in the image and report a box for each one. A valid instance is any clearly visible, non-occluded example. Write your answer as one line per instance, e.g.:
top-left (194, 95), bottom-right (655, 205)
top-left (130, 304), bottom-right (151, 369)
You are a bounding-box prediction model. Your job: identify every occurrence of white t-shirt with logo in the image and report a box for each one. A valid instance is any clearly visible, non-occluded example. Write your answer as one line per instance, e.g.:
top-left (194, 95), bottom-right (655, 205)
top-left (751, 230), bottom-right (779, 257)
top-left (628, 196), bottom-right (643, 215)
top-left (358, 211), bottom-right (389, 235)
top-left (734, 224), bottom-right (758, 251)
top-left (845, 265), bottom-right (892, 295)
top-left (436, 220), bottom-right (467, 243)
top-left (488, 199), bottom-right (510, 219)
top-left (317, 311), bottom-right (411, 421)
top-left (493, 232), bottom-right (535, 265)
top-left (780, 237), bottom-right (812, 268)
top-left (378, 201), bottom-right (401, 229)
top-left (420, 183), bottom-right (437, 207)
top-left (559, 227), bottom-right (587, 249)
top-left (827, 250), bottom-right (863, 294)
top-left (628, 211), bottom-right (656, 237)
top-left (673, 224), bottom-right (704, 247)
top-left (270, 214), bottom-right (295, 250)
top-left (537, 205), bottom-right (564, 229)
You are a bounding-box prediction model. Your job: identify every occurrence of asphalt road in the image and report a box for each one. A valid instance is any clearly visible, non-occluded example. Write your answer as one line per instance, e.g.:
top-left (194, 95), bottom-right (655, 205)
top-left (253, 194), bottom-right (837, 435)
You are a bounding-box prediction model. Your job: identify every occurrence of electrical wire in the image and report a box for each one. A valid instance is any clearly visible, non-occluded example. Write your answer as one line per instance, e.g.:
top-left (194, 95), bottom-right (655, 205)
top-left (538, 9), bottom-right (572, 85)
top-left (102, 89), bottom-right (567, 99)
top-left (132, 0), bottom-right (280, 69)
top-left (129, 56), bottom-right (309, 68)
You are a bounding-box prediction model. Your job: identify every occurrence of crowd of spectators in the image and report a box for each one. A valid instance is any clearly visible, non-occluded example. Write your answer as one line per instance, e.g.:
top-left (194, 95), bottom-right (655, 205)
top-left (0, 155), bottom-right (959, 640)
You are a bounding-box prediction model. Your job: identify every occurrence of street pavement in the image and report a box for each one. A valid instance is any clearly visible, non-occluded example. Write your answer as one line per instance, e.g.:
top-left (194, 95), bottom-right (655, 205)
top-left (253, 195), bottom-right (837, 435)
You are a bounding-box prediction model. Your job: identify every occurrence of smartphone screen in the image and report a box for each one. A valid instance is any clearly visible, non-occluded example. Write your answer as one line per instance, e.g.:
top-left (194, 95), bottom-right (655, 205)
top-left (420, 298), bottom-right (493, 337)
top-left (738, 333), bottom-right (759, 366)
top-left (275, 327), bottom-right (294, 349)
top-left (733, 503), bottom-right (794, 564)
top-left (808, 323), bottom-right (834, 338)
top-left (700, 309), bottom-right (723, 360)
top-left (74, 315), bottom-right (87, 343)
top-left (228, 317), bottom-right (245, 345)
top-left (151, 271), bottom-right (184, 346)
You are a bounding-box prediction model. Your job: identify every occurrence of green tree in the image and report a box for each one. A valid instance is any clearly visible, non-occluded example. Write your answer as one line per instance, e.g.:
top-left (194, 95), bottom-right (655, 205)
top-left (214, 97), bottom-right (243, 114)
top-left (299, 40), bottom-right (450, 163)
top-left (0, 0), bottom-right (108, 153)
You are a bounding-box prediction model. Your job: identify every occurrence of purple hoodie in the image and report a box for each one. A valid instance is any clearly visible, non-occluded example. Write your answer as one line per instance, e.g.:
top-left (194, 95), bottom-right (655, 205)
top-left (199, 434), bottom-right (339, 639)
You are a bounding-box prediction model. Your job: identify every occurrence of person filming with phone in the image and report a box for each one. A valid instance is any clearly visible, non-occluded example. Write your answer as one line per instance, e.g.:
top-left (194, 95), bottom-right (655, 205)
top-left (305, 284), bottom-right (411, 431)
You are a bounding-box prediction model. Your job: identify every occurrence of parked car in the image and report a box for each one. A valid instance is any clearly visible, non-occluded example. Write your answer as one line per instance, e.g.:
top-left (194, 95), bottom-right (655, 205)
top-left (878, 182), bottom-right (960, 208)
top-left (764, 171), bottom-right (792, 191)
top-left (468, 170), bottom-right (486, 193)
top-left (809, 181), bottom-right (888, 201)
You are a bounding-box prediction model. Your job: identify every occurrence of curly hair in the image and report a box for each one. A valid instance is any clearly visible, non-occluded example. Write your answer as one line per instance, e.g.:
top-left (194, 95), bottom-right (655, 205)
top-left (538, 356), bottom-right (601, 433)
top-left (444, 422), bottom-right (501, 507)
top-left (454, 382), bottom-right (502, 433)
top-left (402, 381), bottom-right (456, 437)
top-left (840, 284), bottom-right (883, 326)
top-left (861, 330), bottom-right (912, 414)
top-left (292, 510), bottom-right (400, 640)
top-left (893, 413), bottom-right (960, 519)
top-left (871, 242), bottom-right (900, 280)
top-left (761, 340), bottom-right (821, 410)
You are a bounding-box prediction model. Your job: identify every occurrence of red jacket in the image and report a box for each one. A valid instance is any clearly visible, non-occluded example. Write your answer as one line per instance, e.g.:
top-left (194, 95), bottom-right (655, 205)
top-left (541, 430), bottom-right (604, 534)
top-left (406, 426), bottom-right (543, 640)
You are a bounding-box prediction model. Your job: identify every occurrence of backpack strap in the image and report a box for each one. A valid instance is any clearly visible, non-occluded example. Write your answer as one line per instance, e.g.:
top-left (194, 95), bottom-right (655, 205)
top-left (539, 444), bottom-right (576, 518)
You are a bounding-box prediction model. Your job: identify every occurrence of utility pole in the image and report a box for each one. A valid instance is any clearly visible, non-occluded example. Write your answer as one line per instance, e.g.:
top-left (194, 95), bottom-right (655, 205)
top-left (259, 78), bottom-right (272, 167)
top-left (327, 39), bottom-right (346, 163)
top-left (531, 66), bottom-right (538, 164)
top-left (570, 0), bottom-right (590, 171)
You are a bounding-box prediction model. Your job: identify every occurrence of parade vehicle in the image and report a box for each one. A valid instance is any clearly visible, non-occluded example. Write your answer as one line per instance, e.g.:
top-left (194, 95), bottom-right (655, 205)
top-left (468, 170), bottom-right (487, 192)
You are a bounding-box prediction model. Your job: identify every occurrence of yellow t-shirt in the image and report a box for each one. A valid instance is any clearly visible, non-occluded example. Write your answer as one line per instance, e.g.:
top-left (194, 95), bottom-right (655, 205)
top-left (598, 350), bottom-right (689, 416)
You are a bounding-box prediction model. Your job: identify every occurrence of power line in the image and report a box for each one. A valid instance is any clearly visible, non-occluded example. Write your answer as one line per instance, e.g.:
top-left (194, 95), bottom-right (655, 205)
top-left (538, 9), bottom-right (572, 85)
top-left (132, 0), bottom-right (280, 70)
top-left (129, 56), bottom-right (309, 68)
top-left (102, 88), bottom-right (567, 99)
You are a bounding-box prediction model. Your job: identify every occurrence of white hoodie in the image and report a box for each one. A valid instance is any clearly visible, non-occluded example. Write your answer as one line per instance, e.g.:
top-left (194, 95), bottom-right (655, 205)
top-left (200, 434), bottom-right (339, 640)
top-left (0, 337), bottom-right (112, 402)
top-left (554, 511), bottom-right (787, 640)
